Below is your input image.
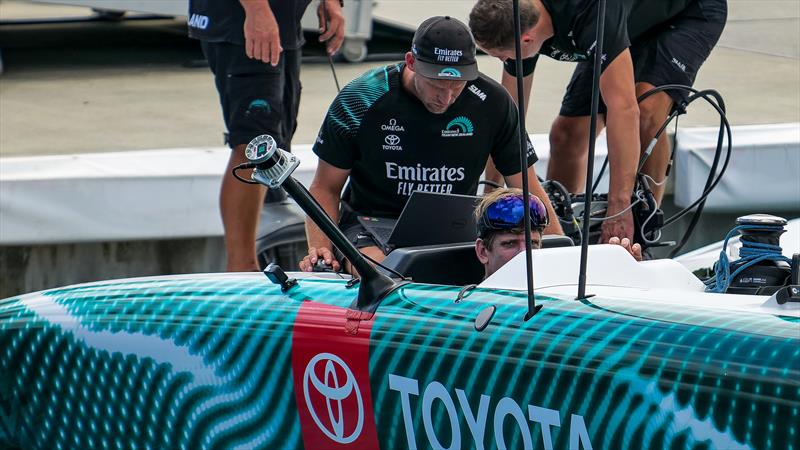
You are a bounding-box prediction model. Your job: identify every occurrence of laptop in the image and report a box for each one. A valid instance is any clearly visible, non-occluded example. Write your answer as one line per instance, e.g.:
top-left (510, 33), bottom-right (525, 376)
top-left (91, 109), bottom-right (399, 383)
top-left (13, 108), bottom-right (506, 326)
top-left (357, 191), bottom-right (480, 251)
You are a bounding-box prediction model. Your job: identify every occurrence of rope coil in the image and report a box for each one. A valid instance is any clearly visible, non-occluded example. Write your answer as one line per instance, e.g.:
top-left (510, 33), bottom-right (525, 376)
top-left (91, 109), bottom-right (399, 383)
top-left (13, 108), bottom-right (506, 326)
top-left (705, 224), bottom-right (791, 293)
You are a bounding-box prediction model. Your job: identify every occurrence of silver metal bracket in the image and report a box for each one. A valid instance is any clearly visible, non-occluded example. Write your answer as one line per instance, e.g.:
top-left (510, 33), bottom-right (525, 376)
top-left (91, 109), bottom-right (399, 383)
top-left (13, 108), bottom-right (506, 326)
top-left (246, 135), bottom-right (301, 189)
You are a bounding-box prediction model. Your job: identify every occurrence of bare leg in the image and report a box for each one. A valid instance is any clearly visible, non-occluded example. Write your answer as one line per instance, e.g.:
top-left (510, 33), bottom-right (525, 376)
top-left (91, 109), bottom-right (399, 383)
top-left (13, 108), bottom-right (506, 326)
top-left (344, 246), bottom-right (386, 276)
top-left (547, 115), bottom-right (605, 194)
top-left (220, 144), bottom-right (266, 272)
top-left (636, 83), bottom-right (674, 205)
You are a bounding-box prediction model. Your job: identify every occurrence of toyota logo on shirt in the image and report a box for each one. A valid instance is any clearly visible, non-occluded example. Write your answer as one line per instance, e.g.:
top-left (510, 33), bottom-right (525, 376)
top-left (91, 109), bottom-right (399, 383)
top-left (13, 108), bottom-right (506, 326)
top-left (303, 352), bottom-right (364, 444)
top-left (383, 134), bottom-right (403, 151)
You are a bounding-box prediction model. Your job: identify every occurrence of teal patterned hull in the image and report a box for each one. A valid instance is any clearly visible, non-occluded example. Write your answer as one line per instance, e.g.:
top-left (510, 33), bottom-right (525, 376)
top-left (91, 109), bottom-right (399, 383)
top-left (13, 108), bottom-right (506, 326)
top-left (1, 274), bottom-right (798, 449)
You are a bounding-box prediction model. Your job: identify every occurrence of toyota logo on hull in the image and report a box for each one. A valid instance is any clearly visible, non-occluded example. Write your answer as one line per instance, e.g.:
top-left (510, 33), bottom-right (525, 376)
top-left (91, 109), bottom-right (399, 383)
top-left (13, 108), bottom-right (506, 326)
top-left (303, 352), bottom-right (364, 444)
top-left (385, 135), bottom-right (401, 146)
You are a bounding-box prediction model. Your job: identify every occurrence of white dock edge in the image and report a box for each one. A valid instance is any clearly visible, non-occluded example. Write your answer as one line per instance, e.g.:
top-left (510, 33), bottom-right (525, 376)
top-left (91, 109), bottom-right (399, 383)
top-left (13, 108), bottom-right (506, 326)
top-left (5, 123), bottom-right (799, 246)
top-left (0, 145), bottom-right (321, 245)
top-left (0, 133), bottom-right (609, 245)
top-left (675, 122), bottom-right (800, 212)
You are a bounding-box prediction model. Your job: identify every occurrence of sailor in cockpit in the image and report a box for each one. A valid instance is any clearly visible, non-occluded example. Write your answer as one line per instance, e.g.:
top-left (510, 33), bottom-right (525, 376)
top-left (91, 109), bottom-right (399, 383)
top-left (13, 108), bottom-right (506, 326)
top-left (476, 188), bottom-right (643, 278)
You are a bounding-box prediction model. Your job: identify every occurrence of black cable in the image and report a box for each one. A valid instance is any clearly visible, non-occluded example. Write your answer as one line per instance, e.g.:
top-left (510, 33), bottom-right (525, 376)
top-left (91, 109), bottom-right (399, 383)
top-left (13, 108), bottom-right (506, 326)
top-left (666, 91), bottom-right (730, 256)
top-left (637, 108), bottom-right (681, 173)
top-left (665, 114), bottom-right (680, 179)
top-left (321, 0), bottom-right (341, 93)
top-left (670, 196), bottom-right (706, 256)
top-left (232, 163), bottom-right (259, 184)
top-left (329, 56), bottom-right (341, 92)
top-left (662, 89), bottom-right (730, 227)
top-left (512, 0), bottom-right (542, 318)
top-left (577, 0), bottom-right (606, 301)
top-left (581, 84), bottom-right (731, 256)
top-left (590, 84), bottom-right (693, 192)
top-left (635, 88), bottom-right (729, 256)
top-left (621, 85), bottom-right (730, 229)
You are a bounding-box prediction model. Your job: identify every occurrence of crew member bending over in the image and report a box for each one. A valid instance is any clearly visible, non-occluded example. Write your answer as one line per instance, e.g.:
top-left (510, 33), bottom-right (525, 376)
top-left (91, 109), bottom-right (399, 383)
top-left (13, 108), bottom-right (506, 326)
top-left (469, 0), bottom-right (727, 243)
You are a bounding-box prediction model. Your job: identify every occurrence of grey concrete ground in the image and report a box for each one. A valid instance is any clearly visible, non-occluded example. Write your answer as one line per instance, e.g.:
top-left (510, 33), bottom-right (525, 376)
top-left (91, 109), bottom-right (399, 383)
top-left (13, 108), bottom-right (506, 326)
top-left (1, 0), bottom-right (798, 157)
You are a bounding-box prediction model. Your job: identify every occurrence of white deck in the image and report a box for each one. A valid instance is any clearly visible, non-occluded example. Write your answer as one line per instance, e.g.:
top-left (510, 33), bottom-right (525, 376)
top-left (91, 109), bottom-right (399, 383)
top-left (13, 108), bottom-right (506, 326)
top-left (480, 244), bottom-right (800, 318)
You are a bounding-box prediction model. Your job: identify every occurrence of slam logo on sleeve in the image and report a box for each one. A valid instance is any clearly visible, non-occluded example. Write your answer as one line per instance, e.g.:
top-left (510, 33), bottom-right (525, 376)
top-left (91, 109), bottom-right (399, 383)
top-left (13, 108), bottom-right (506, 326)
top-left (468, 85), bottom-right (487, 101)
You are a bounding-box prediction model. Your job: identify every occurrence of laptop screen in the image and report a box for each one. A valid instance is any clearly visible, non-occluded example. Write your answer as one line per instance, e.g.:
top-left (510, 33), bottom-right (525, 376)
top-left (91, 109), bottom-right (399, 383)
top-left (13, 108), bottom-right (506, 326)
top-left (387, 192), bottom-right (480, 248)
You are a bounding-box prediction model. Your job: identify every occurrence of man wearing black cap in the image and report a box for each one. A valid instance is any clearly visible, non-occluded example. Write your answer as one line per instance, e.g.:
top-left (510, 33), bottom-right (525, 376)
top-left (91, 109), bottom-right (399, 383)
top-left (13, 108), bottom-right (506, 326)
top-left (300, 16), bottom-right (563, 273)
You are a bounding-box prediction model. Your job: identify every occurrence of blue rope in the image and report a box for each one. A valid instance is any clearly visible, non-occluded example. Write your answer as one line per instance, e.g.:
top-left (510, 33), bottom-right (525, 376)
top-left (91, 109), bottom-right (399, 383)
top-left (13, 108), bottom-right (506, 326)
top-left (704, 224), bottom-right (791, 293)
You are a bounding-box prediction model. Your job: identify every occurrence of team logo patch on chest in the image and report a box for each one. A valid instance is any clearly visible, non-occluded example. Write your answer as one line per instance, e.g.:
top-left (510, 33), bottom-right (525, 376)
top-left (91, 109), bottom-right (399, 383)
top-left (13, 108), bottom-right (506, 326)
top-left (381, 118), bottom-right (405, 132)
top-left (441, 116), bottom-right (474, 137)
top-left (381, 118), bottom-right (405, 150)
top-left (383, 134), bottom-right (403, 151)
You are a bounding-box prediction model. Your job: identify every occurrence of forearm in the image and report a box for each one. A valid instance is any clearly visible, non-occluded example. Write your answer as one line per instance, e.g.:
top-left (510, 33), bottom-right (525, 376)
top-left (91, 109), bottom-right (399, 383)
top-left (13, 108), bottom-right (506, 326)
top-left (597, 50), bottom-right (640, 215)
top-left (501, 71), bottom-right (534, 110)
top-left (305, 185), bottom-right (341, 250)
top-left (483, 158), bottom-right (504, 193)
top-left (605, 104), bottom-right (640, 212)
top-left (239, 0), bottom-right (271, 14)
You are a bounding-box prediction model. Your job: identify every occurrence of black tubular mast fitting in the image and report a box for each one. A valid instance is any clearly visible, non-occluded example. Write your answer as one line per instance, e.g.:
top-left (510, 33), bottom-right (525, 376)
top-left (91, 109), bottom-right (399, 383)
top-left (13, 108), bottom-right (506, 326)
top-left (576, 0), bottom-right (606, 300)
top-left (281, 177), bottom-right (397, 311)
top-left (512, 0), bottom-right (542, 320)
top-left (246, 137), bottom-right (398, 313)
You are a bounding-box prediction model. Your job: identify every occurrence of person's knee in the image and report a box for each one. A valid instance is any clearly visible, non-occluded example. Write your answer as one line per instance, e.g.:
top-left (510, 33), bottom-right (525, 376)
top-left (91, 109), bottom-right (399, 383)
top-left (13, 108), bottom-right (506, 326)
top-left (549, 117), bottom-right (588, 160)
top-left (361, 246), bottom-right (385, 262)
top-left (344, 246), bottom-right (385, 275)
top-left (638, 93), bottom-right (673, 135)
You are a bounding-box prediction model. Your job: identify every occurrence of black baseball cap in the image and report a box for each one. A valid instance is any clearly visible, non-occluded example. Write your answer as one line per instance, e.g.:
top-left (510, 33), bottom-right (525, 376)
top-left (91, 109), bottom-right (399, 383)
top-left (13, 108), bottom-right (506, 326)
top-left (411, 16), bottom-right (478, 81)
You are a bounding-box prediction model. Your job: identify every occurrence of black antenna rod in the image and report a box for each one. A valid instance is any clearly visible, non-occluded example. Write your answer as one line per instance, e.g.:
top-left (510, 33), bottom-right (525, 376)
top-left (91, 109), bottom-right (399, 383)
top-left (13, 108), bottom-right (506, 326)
top-left (512, 0), bottom-right (541, 320)
top-left (577, 0), bottom-right (607, 300)
top-left (321, 0), bottom-right (341, 92)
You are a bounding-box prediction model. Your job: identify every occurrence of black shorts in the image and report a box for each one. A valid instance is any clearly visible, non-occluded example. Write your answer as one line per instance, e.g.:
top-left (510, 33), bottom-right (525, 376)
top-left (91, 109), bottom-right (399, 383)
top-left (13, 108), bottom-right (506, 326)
top-left (337, 206), bottom-right (387, 252)
top-left (201, 41), bottom-right (302, 151)
top-left (560, 0), bottom-right (727, 117)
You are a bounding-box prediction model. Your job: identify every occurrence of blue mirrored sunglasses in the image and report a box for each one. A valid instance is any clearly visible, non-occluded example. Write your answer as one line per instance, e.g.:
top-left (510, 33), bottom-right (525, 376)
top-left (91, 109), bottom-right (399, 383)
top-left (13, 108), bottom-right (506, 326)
top-left (478, 194), bottom-right (549, 237)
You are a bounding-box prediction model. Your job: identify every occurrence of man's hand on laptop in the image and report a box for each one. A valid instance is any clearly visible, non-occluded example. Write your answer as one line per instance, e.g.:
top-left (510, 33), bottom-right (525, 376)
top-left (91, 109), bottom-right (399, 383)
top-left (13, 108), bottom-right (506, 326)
top-left (299, 246), bottom-right (341, 272)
